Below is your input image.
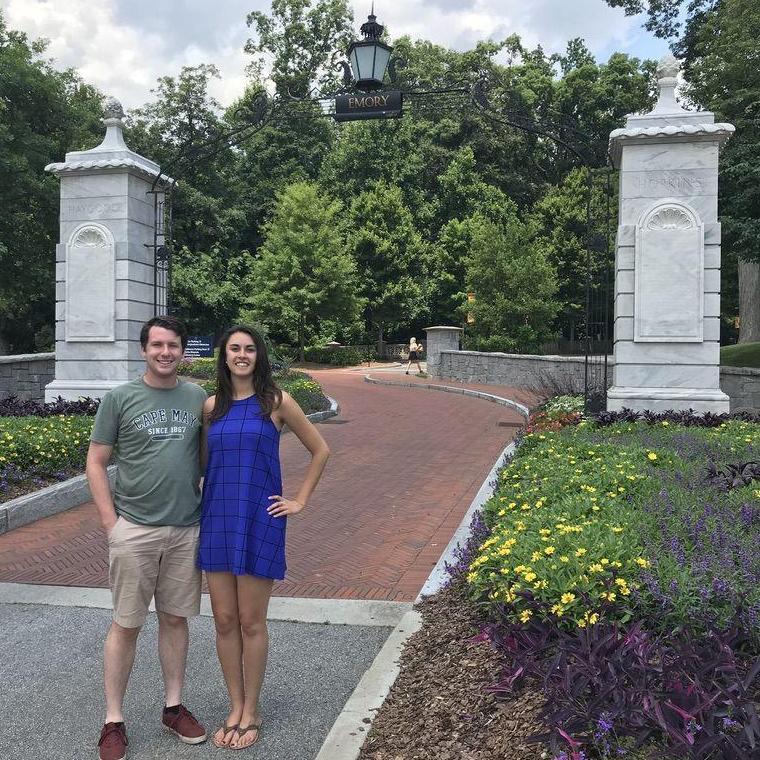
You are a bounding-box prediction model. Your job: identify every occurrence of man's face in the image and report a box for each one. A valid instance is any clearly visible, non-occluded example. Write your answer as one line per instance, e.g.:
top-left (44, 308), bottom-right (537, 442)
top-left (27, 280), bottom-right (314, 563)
top-left (140, 326), bottom-right (183, 380)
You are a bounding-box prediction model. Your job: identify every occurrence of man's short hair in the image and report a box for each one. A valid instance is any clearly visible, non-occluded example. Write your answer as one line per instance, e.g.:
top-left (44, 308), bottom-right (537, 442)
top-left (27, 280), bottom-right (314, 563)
top-left (140, 316), bottom-right (188, 351)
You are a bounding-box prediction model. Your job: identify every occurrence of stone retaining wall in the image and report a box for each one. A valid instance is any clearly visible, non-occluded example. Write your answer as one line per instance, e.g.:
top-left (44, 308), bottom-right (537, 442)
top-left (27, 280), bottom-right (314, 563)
top-left (438, 350), bottom-right (593, 395)
top-left (719, 366), bottom-right (760, 411)
top-left (437, 350), bottom-right (760, 411)
top-left (0, 353), bottom-right (55, 401)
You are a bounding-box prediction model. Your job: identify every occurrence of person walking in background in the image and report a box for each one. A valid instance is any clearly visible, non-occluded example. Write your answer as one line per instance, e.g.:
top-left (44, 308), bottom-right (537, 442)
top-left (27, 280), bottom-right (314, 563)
top-left (198, 325), bottom-right (330, 750)
top-left (405, 337), bottom-right (424, 375)
top-left (86, 316), bottom-right (208, 760)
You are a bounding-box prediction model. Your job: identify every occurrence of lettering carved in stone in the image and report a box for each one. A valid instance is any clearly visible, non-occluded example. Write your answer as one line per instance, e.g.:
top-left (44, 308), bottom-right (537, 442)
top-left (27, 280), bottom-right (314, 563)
top-left (71, 227), bottom-right (108, 247)
top-left (646, 207), bottom-right (693, 230)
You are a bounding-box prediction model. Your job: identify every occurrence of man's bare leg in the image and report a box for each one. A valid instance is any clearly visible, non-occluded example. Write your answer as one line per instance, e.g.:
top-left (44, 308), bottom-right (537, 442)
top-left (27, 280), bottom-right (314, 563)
top-left (157, 611), bottom-right (189, 707)
top-left (104, 622), bottom-right (141, 723)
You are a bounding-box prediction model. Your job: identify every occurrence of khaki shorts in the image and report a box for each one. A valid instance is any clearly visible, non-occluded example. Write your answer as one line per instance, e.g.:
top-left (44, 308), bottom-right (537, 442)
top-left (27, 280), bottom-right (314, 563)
top-left (108, 516), bottom-right (201, 628)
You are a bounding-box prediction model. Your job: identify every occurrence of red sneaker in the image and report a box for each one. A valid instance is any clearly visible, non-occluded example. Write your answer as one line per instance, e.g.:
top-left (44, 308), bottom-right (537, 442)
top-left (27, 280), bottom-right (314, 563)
top-left (98, 722), bottom-right (127, 760)
top-left (162, 704), bottom-right (207, 745)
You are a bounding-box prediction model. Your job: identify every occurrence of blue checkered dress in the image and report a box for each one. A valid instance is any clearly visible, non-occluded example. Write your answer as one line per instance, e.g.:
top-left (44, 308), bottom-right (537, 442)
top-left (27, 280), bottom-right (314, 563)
top-left (198, 396), bottom-right (286, 579)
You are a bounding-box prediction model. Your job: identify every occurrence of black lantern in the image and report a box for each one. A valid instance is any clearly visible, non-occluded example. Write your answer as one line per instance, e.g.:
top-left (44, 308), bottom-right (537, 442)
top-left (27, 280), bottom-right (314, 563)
top-left (347, 8), bottom-right (392, 90)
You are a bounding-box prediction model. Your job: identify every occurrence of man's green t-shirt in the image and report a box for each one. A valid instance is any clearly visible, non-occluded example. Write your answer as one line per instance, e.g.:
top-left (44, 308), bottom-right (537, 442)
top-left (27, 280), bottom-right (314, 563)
top-left (90, 378), bottom-right (207, 526)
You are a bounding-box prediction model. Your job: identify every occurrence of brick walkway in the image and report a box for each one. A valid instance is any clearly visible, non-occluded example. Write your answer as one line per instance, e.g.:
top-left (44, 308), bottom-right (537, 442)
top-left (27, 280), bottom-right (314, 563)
top-left (0, 370), bottom-right (530, 600)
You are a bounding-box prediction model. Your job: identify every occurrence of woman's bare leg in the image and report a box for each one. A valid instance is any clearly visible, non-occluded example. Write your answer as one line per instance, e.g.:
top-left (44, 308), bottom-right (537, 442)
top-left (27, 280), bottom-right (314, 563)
top-left (207, 572), bottom-right (244, 747)
top-left (230, 575), bottom-right (273, 749)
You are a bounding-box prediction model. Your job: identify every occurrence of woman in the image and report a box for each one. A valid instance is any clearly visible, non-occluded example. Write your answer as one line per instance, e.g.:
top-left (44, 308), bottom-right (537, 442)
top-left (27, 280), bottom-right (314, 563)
top-left (198, 326), bottom-right (330, 750)
top-left (405, 337), bottom-right (423, 375)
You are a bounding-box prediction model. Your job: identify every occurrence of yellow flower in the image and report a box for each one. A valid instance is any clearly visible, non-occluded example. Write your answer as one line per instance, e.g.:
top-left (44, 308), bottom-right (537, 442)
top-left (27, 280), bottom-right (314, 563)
top-left (561, 592), bottom-right (576, 605)
top-left (531, 551), bottom-right (543, 562)
top-left (550, 604), bottom-right (565, 616)
top-left (601, 591), bottom-right (617, 602)
top-left (559, 555), bottom-right (569, 563)
top-left (635, 557), bottom-right (651, 568)
top-left (589, 563), bottom-right (604, 573)
top-left (577, 618), bottom-right (587, 628)
top-left (575, 548), bottom-right (587, 557)
top-left (524, 572), bottom-right (537, 582)
top-left (544, 546), bottom-right (556, 555)
top-left (519, 610), bottom-right (533, 623)
top-left (647, 452), bottom-right (658, 461)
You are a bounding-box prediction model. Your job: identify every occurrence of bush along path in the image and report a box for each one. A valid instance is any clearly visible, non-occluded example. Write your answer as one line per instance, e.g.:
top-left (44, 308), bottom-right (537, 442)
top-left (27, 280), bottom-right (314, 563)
top-left (0, 370), bottom-right (330, 502)
top-left (361, 399), bottom-right (760, 760)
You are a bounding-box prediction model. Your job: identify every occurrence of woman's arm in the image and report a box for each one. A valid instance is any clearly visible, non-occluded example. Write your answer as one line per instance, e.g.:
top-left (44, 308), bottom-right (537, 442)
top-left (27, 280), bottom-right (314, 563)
top-left (199, 395), bottom-right (215, 476)
top-left (268, 391), bottom-right (330, 517)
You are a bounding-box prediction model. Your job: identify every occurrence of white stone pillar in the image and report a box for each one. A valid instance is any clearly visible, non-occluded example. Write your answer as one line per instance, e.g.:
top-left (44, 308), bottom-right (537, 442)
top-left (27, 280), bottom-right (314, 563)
top-left (43, 97), bottom-right (171, 401)
top-left (606, 56), bottom-right (734, 413)
top-left (424, 326), bottom-right (462, 378)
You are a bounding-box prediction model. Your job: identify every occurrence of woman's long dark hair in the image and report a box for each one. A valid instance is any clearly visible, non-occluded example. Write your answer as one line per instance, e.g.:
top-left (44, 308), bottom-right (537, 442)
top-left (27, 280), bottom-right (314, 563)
top-left (210, 325), bottom-right (282, 423)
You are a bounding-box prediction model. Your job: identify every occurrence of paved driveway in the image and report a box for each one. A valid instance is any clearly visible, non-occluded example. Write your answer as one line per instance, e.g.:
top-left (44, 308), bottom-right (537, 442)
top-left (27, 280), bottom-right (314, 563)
top-left (0, 369), bottom-right (528, 600)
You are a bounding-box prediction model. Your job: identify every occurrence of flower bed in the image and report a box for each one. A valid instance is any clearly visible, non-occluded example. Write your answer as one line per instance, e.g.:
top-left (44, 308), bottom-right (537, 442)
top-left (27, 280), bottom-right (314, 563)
top-left (463, 402), bottom-right (760, 758)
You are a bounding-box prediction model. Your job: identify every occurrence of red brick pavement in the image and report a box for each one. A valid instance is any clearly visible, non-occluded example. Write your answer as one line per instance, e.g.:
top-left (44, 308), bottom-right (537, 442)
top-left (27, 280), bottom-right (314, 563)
top-left (0, 370), bottom-right (531, 600)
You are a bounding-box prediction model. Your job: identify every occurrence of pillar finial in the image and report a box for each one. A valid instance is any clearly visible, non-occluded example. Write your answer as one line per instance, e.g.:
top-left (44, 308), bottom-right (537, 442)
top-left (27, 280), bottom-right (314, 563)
top-left (652, 54), bottom-right (686, 115)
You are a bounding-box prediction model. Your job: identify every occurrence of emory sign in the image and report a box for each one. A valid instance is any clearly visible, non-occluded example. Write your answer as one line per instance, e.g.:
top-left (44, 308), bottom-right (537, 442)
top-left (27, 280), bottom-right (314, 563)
top-left (334, 90), bottom-right (402, 122)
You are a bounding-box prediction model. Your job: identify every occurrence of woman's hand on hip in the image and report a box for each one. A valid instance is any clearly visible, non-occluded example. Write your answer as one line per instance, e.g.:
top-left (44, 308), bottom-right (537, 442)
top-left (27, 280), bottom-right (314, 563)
top-left (267, 495), bottom-right (305, 517)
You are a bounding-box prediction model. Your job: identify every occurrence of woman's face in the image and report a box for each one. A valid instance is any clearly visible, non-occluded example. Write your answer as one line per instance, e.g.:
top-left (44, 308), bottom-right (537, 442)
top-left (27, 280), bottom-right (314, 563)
top-left (225, 331), bottom-right (257, 379)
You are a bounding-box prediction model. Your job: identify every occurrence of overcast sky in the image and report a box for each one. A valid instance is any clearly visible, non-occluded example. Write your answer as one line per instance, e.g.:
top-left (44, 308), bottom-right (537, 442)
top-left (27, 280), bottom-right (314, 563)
top-left (1, 0), bottom-right (669, 110)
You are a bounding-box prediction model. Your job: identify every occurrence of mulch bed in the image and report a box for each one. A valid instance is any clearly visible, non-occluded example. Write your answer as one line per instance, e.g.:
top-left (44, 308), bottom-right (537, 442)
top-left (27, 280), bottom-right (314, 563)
top-left (359, 580), bottom-right (548, 760)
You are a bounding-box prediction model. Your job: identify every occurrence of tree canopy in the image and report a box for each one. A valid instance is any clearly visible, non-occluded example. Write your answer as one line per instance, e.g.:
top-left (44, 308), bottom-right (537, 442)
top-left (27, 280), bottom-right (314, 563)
top-left (1, 1), bottom-right (664, 354)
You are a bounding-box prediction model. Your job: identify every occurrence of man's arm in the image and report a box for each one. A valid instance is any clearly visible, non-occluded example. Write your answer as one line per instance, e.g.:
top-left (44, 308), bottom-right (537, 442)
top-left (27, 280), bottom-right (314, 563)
top-left (86, 442), bottom-right (118, 534)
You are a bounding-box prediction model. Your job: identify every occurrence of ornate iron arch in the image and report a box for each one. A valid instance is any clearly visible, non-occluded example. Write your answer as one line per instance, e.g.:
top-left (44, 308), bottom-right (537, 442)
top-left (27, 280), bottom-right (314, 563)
top-left (148, 71), bottom-right (614, 411)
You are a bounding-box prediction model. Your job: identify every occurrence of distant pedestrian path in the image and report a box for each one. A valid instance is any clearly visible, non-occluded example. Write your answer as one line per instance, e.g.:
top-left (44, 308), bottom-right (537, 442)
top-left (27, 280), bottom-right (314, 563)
top-left (0, 369), bottom-right (531, 601)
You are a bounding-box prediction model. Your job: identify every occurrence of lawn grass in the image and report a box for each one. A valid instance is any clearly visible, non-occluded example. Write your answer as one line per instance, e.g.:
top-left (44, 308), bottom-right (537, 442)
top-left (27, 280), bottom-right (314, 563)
top-left (720, 341), bottom-right (760, 367)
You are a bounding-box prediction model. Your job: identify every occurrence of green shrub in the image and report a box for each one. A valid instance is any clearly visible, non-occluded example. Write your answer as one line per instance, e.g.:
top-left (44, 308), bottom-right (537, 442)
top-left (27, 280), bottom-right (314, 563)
top-left (283, 377), bottom-right (330, 413)
top-left (178, 358), bottom-right (216, 378)
top-left (198, 371), bottom-right (329, 415)
top-left (304, 346), bottom-right (365, 366)
top-left (542, 394), bottom-right (584, 417)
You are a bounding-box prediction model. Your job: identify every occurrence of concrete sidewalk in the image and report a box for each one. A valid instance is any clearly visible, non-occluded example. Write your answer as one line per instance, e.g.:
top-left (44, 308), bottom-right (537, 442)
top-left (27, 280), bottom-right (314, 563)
top-left (0, 602), bottom-right (391, 760)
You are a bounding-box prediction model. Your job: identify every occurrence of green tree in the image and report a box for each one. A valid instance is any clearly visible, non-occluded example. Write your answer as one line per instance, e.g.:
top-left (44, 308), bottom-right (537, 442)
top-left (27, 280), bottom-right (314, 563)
top-left (244, 181), bottom-right (361, 359)
top-left (346, 181), bottom-right (427, 352)
top-left (0, 11), bottom-right (103, 352)
top-left (464, 213), bottom-right (559, 353)
top-left (529, 167), bottom-right (617, 343)
top-left (425, 147), bottom-right (517, 325)
top-left (680, 0), bottom-right (760, 342)
top-left (245, 0), bottom-right (353, 96)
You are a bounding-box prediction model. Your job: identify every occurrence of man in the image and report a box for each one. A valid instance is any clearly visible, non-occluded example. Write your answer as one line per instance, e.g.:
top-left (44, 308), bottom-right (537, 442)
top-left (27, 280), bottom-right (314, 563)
top-left (87, 316), bottom-right (208, 760)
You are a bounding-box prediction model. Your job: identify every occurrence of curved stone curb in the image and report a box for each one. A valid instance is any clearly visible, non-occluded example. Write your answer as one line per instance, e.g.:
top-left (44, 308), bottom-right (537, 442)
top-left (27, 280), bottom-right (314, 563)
top-left (0, 397), bottom-right (340, 536)
top-left (363, 374), bottom-right (530, 418)
top-left (307, 394), bottom-right (339, 423)
top-left (0, 465), bottom-right (116, 536)
top-left (315, 439), bottom-right (519, 760)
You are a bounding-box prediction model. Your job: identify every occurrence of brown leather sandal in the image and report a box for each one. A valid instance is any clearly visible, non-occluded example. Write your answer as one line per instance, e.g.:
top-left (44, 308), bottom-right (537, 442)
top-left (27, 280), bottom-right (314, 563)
top-left (229, 721), bottom-right (262, 751)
